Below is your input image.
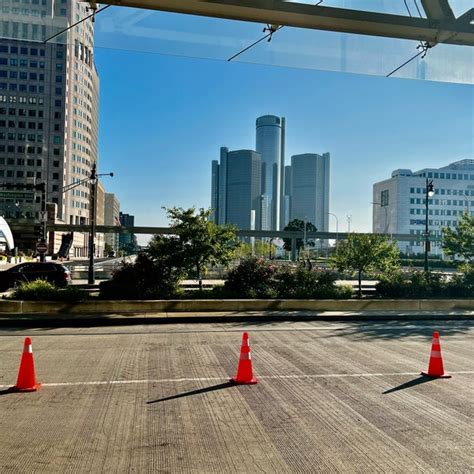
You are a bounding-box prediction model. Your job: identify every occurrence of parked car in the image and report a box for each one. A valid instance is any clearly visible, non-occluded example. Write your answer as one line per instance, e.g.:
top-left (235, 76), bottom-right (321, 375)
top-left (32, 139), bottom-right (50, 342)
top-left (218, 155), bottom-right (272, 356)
top-left (0, 262), bottom-right (71, 291)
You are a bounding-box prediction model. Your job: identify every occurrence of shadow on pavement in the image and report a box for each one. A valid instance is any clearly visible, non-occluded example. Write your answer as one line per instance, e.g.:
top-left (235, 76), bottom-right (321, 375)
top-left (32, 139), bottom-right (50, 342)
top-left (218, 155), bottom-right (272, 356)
top-left (383, 375), bottom-right (436, 394)
top-left (0, 314), bottom-right (472, 340)
top-left (0, 387), bottom-right (15, 396)
top-left (225, 319), bottom-right (473, 340)
top-left (147, 381), bottom-right (235, 404)
top-left (324, 320), bottom-right (474, 340)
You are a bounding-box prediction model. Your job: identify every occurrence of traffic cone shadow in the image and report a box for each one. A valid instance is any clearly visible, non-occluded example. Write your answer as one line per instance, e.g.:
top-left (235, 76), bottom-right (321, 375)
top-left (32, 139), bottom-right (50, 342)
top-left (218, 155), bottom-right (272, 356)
top-left (230, 332), bottom-right (258, 385)
top-left (383, 374), bottom-right (435, 394)
top-left (421, 331), bottom-right (451, 379)
top-left (11, 337), bottom-right (41, 392)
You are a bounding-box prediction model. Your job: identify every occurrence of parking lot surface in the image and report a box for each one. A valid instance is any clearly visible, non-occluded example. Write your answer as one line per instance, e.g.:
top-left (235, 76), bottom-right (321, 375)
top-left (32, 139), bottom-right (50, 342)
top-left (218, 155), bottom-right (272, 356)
top-left (0, 320), bottom-right (472, 473)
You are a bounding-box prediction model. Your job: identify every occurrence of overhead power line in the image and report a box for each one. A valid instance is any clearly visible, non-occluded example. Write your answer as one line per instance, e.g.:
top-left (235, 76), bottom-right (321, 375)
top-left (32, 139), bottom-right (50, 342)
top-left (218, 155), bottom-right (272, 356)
top-left (413, 0), bottom-right (423, 18)
top-left (228, 0), bottom-right (324, 62)
top-left (44, 4), bottom-right (112, 44)
top-left (386, 0), bottom-right (430, 77)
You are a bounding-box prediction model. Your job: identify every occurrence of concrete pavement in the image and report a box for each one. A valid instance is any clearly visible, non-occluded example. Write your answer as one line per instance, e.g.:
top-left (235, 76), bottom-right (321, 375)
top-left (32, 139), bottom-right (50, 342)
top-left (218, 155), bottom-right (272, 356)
top-left (0, 320), bottom-right (472, 472)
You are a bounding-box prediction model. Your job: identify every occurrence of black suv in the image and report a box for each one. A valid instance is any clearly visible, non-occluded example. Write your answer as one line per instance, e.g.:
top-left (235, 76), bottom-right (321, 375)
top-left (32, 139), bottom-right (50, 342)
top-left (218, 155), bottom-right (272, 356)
top-left (0, 262), bottom-right (71, 291)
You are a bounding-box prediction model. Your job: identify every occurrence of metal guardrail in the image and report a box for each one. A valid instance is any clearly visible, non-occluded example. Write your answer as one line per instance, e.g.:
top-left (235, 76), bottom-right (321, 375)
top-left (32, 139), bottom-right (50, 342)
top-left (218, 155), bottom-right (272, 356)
top-left (46, 223), bottom-right (418, 242)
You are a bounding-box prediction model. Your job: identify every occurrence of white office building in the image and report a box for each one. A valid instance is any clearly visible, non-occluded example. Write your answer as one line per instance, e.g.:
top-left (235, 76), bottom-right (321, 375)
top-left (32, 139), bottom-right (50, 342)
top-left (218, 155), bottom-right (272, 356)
top-left (372, 159), bottom-right (474, 256)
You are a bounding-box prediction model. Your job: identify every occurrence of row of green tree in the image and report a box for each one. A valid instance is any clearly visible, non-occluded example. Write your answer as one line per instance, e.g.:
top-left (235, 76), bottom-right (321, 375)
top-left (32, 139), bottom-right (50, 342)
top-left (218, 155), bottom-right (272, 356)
top-left (100, 208), bottom-right (473, 300)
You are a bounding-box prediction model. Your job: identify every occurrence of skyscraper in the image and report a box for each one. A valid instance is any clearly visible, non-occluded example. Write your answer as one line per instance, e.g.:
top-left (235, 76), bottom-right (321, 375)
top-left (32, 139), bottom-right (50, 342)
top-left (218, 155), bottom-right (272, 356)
top-left (104, 193), bottom-right (120, 255)
top-left (282, 164), bottom-right (292, 228)
top-left (256, 115), bottom-right (285, 230)
top-left (290, 153), bottom-right (330, 232)
top-left (119, 212), bottom-right (138, 253)
top-left (0, 1), bottom-right (99, 256)
top-left (211, 148), bottom-right (262, 230)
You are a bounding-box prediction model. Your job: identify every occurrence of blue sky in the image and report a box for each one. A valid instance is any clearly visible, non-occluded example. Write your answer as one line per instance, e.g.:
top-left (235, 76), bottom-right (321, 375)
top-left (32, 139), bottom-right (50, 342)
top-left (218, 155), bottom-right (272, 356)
top-left (95, 47), bottom-right (472, 238)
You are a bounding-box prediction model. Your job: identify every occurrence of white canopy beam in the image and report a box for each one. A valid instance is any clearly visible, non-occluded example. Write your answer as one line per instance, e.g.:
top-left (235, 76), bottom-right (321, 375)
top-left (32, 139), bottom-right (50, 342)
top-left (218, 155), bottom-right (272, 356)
top-left (87, 0), bottom-right (474, 46)
top-left (421, 0), bottom-right (455, 22)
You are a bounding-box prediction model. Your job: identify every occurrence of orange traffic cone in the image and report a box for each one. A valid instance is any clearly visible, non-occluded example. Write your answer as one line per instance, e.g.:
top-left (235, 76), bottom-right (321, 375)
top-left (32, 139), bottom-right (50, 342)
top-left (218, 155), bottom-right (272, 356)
top-left (12, 337), bottom-right (41, 392)
top-left (421, 331), bottom-right (451, 379)
top-left (230, 332), bottom-right (258, 385)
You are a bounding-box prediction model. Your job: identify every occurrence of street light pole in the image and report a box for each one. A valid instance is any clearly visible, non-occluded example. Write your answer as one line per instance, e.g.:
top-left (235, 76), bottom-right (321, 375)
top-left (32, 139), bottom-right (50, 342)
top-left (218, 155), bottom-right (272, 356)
top-left (62, 165), bottom-right (113, 280)
top-left (303, 216), bottom-right (307, 260)
top-left (85, 163), bottom-right (113, 284)
top-left (327, 212), bottom-right (339, 254)
top-left (88, 163), bottom-right (97, 284)
top-left (424, 178), bottom-right (435, 273)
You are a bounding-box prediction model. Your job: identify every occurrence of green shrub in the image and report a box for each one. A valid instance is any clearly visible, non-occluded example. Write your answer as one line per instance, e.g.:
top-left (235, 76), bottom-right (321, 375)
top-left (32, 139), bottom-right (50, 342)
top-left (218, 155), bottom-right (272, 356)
top-left (224, 257), bottom-right (278, 298)
top-left (376, 269), bottom-right (474, 298)
top-left (276, 267), bottom-right (352, 299)
top-left (12, 279), bottom-right (58, 300)
top-left (223, 260), bottom-right (352, 299)
top-left (332, 284), bottom-right (354, 299)
top-left (99, 253), bottom-right (183, 300)
top-left (11, 280), bottom-right (89, 301)
top-left (56, 286), bottom-right (89, 302)
top-left (447, 264), bottom-right (474, 297)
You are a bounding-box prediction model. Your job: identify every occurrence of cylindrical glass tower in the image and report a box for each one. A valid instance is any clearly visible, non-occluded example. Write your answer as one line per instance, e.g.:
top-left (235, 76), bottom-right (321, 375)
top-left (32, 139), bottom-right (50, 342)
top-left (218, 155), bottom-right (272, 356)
top-left (256, 115), bottom-right (284, 230)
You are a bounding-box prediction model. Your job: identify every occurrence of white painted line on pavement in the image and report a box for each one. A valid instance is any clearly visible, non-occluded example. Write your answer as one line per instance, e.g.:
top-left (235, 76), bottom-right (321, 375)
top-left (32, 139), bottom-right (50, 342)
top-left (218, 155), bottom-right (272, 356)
top-left (1, 371), bottom-right (473, 389)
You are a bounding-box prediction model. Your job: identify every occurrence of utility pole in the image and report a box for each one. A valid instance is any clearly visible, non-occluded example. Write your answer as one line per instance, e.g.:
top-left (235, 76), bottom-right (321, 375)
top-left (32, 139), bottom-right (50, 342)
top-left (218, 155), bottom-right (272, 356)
top-left (303, 216), bottom-right (307, 260)
top-left (38, 182), bottom-right (47, 263)
top-left (424, 178), bottom-right (435, 273)
top-left (88, 164), bottom-right (97, 284)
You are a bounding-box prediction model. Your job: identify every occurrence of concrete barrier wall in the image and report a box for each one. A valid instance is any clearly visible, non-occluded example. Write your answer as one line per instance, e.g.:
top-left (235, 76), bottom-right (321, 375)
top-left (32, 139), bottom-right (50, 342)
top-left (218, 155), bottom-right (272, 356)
top-left (0, 298), bottom-right (472, 314)
top-left (0, 300), bottom-right (23, 313)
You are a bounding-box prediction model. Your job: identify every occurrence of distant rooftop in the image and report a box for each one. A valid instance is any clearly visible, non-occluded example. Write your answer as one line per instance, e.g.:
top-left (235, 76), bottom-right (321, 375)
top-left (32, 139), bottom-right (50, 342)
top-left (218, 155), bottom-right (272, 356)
top-left (391, 159), bottom-right (474, 178)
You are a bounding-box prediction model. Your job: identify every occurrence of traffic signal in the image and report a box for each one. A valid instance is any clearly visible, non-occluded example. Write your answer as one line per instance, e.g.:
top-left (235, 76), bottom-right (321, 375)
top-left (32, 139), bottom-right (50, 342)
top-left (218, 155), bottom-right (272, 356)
top-left (34, 222), bottom-right (45, 240)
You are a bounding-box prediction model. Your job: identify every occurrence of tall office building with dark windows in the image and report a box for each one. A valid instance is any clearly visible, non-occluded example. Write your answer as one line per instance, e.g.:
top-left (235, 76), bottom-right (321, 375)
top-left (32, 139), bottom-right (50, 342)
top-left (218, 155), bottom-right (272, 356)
top-left (289, 153), bottom-right (330, 232)
top-left (256, 115), bottom-right (285, 231)
top-left (373, 160), bottom-right (474, 256)
top-left (0, 0), bottom-right (99, 256)
top-left (211, 148), bottom-right (262, 230)
top-left (210, 117), bottom-right (332, 235)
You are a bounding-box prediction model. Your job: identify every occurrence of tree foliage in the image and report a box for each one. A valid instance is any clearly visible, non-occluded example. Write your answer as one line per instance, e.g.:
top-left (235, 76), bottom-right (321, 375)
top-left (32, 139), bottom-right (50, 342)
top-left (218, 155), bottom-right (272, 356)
top-left (331, 233), bottom-right (400, 297)
top-left (235, 240), bottom-right (277, 259)
top-left (150, 207), bottom-right (240, 288)
top-left (442, 212), bottom-right (474, 263)
top-left (100, 207), bottom-right (239, 298)
top-left (282, 219), bottom-right (317, 254)
top-left (99, 252), bottom-right (184, 300)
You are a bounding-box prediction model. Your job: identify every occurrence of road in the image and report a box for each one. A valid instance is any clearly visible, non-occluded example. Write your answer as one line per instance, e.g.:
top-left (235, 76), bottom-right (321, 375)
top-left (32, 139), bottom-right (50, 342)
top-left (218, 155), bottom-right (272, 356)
top-left (0, 320), bottom-right (472, 473)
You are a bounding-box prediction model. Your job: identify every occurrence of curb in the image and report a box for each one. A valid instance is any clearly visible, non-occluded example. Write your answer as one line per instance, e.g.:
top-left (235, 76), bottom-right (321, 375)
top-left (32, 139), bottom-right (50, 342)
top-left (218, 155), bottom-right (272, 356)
top-left (0, 298), bottom-right (473, 315)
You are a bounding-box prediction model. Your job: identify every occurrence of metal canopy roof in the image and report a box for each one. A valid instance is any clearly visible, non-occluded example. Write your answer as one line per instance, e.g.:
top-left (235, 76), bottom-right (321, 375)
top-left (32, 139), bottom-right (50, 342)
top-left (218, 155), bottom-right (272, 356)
top-left (88, 0), bottom-right (474, 46)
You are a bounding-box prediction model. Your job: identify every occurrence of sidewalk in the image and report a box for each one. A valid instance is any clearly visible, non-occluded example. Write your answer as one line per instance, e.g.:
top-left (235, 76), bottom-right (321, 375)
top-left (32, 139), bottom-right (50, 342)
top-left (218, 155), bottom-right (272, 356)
top-left (0, 309), bottom-right (472, 325)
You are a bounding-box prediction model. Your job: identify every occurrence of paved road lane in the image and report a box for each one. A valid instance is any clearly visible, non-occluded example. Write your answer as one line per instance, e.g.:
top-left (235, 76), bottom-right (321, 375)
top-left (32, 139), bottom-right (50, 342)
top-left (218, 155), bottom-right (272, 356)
top-left (0, 320), bottom-right (472, 473)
